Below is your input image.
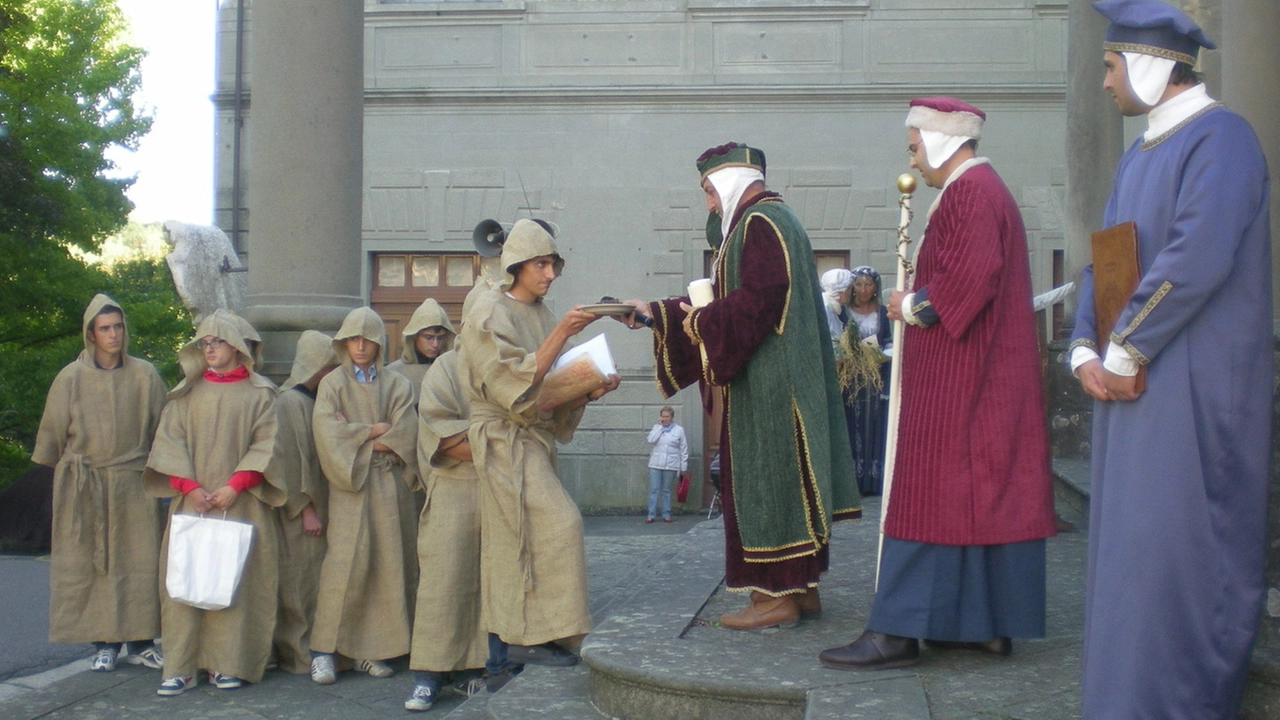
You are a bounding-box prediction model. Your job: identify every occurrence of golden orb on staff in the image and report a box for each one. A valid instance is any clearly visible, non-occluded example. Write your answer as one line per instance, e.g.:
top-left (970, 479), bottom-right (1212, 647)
top-left (897, 172), bottom-right (917, 196)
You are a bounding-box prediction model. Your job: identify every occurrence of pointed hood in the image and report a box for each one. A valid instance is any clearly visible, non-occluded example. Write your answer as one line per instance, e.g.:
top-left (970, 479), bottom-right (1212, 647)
top-left (398, 298), bottom-right (456, 365)
top-left (333, 307), bottom-right (387, 369)
top-left (78, 293), bottom-right (130, 367)
top-left (170, 309), bottom-right (258, 398)
top-left (499, 219), bottom-right (563, 291)
top-left (283, 330), bottom-right (338, 391)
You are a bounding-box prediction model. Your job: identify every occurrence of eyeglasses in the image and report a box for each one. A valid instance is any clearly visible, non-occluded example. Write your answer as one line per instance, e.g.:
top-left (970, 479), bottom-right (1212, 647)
top-left (196, 338), bottom-right (227, 350)
top-left (417, 333), bottom-right (448, 344)
top-left (906, 143), bottom-right (919, 157)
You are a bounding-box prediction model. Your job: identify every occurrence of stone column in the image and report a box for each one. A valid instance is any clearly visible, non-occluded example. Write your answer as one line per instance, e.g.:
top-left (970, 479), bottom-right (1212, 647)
top-left (1221, 0), bottom-right (1280, 708)
top-left (243, 0), bottom-right (364, 377)
top-left (1061, 1), bottom-right (1123, 333)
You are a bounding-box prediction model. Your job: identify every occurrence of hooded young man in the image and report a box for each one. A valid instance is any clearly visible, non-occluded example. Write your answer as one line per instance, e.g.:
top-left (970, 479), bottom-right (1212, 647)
top-left (387, 298), bottom-right (456, 404)
top-left (33, 294), bottom-right (168, 672)
top-left (144, 310), bottom-right (285, 695)
top-left (622, 143), bottom-right (860, 630)
top-left (404, 284), bottom-right (520, 712)
top-left (309, 307), bottom-right (419, 684)
top-left (459, 218), bottom-right (618, 668)
top-left (818, 98), bottom-right (1055, 671)
top-left (270, 330), bottom-right (339, 675)
top-left (1069, 2), bottom-right (1272, 717)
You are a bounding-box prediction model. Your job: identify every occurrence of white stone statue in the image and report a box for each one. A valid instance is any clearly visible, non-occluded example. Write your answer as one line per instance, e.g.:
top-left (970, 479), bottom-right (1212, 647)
top-left (163, 221), bottom-right (248, 324)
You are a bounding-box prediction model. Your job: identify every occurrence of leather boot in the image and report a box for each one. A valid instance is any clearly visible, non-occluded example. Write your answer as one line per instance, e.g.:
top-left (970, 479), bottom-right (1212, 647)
top-left (818, 630), bottom-right (920, 671)
top-left (795, 587), bottom-right (822, 617)
top-left (719, 591), bottom-right (801, 630)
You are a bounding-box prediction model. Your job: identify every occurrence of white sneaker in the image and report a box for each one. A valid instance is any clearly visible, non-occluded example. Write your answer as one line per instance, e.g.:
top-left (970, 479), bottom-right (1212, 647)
top-left (210, 672), bottom-right (242, 690)
top-left (124, 645), bottom-right (163, 670)
top-left (355, 658), bottom-right (394, 678)
top-left (156, 675), bottom-right (195, 696)
top-left (90, 647), bottom-right (118, 672)
top-left (310, 654), bottom-right (336, 685)
top-left (403, 683), bottom-right (437, 711)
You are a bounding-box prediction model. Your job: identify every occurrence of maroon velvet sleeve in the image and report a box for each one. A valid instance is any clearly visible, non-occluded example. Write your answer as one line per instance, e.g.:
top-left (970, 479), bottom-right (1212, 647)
top-left (692, 216), bottom-right (788, 384)
top-left (650, 298), bottom-right (702, 397)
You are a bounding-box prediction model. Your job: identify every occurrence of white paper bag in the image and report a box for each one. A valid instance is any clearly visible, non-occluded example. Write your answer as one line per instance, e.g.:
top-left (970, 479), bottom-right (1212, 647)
top-left (165, 513), bottom-right (255, 610)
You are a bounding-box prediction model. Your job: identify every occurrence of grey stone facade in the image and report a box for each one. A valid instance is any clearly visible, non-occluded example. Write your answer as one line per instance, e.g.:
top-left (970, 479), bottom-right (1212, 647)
top-left (214, 0), bottom-right (1069, 507)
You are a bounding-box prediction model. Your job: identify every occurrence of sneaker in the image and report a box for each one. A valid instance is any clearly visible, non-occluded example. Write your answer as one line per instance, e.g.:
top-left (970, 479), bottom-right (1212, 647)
top-left (124, 645), bottom-right (163, 670)
top-left (210, 672), bottom-right (241, 690)
top-left (486, 665), bottom-right (523, 693)
top-left (156, 675), bottom-right (196, 696)
top-left (355, 658), bottom-right (394, 678)
top-left (90, 646), bottom-right (118, 672)
top-left (507, 642), bottom-right (578, 667)
top-left (403, 683), bottom-right (437, 712)
top-left (451, 674), bottom-right (487, 698)
top-left (310, 654), bottom-right (336, 685)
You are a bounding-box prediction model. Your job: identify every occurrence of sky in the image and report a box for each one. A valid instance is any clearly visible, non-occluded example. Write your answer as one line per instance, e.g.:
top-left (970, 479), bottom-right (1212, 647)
top-left (106, 0), bottom-right (217, 226)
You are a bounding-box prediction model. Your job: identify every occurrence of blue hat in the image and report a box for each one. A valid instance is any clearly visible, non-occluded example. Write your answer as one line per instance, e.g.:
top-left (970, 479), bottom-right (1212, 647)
top-left (1093, 0), bottom-right (1216, 66)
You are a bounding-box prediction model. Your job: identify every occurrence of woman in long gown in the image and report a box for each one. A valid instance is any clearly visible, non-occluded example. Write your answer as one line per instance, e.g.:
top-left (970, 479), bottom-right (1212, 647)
top-left (838, 266), bottom-right (892, 496)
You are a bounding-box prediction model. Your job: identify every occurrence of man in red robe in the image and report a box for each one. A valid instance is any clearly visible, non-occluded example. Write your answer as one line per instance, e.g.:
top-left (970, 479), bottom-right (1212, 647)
top-left (819, 98), bottom-right (1056, 670)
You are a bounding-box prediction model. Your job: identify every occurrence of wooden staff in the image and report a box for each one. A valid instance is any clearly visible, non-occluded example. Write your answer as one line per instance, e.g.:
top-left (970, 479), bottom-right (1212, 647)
top-left (876, 172), bottom-right (917, 588)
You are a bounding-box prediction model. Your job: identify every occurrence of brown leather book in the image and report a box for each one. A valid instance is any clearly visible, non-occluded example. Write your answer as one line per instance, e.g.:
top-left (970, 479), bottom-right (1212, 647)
top-left (1090, 220), bottom-right (1146, 392)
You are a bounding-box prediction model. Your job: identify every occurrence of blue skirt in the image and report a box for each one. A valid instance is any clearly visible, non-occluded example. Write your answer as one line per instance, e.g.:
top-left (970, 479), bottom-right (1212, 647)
top-left (867, 536), bottom-right (1046, 641)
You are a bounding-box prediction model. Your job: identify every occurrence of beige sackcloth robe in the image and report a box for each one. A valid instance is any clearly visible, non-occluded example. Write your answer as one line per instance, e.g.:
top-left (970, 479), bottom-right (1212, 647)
top-left (409, 348), bottom-right (488, 672)
top-left (386, 298), bottom-right (455, 404)
top-left (311, 307), bottom-right (419, 661)
top-left (144, 311), bottom-right (285, 683)
top-left (269, 330), bottom-right (336, 674)
top-left (460, 286), bottom-right (589, 647)
top-left (33, 293), bottom-right (168, 645)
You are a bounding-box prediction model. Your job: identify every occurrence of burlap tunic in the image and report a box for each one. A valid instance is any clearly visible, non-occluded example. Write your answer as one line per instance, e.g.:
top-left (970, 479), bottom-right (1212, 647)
top-left (409, 349), bottom-right (488, 672)
top-left (460, 290), bottom-right (589, 647)
top-left (144, 314), bottom-right (284, 683)
top-left (386, 298), bottom-right (455, 405)
top-left (311, 311), bottom-right (419, 661)
top-left (33, 294), bottom-right (167, 645)
top-left (271, 387), bottom-right (329, 674)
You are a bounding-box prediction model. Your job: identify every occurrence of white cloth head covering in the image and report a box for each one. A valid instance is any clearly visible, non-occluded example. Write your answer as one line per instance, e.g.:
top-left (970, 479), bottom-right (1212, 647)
top-left (707, 166), bottom-right (765, 243)
top-left (820, 268), bottom-right (854, 313)
top-left (905, 98), bottom-right (986, 170)
top-left (1121, 51), bottom-right (1176, 107)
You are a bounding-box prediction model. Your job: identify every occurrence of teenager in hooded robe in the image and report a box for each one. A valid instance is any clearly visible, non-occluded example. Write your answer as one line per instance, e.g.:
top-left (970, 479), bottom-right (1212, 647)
top-left (309, 307), bottom-right (419, 683)
top-left (387, 297), bottom-right (456, 405)
top-left (144, 310), bottom-right (285, 695)
top-left (270, 330), bottom-right (338, 675)
top-left (34, 294), bottom-right (168, 672)
top-left (459, 219), bottom-right (618, 667)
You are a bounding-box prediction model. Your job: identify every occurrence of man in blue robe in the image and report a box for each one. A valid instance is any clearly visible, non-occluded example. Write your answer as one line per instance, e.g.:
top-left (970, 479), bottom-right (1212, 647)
top-left (1070, 2), bottom-right (1272, 718)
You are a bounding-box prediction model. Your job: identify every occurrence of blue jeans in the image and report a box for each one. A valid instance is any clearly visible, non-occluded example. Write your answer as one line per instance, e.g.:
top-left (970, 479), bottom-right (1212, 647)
top-left (647, 468), bottom-right (677, 520)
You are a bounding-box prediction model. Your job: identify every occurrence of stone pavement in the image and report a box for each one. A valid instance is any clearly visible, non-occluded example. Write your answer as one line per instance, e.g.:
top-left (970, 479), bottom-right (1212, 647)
top-left (0, 499), bottom-right (1094, 719)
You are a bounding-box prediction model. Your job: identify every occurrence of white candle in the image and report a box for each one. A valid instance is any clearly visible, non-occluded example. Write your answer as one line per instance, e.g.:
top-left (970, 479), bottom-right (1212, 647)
top-left (688, 278), bottom-right (714, 308)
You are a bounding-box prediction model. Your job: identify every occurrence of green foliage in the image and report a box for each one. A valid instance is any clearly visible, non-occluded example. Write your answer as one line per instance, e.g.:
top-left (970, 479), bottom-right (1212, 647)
top-left (0, 0), bottom-right (161, 491)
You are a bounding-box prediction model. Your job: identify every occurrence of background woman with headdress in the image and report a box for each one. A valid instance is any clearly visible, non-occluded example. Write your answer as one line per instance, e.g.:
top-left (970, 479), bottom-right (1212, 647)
top-left (836, 266), bottom-right (892, 496)
top-left (819, 268), bottom-right (853, 351)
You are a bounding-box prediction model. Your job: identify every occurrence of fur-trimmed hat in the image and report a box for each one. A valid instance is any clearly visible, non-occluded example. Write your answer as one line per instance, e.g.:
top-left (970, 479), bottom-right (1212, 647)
top-left (905, 97), bottom-right (986, 140)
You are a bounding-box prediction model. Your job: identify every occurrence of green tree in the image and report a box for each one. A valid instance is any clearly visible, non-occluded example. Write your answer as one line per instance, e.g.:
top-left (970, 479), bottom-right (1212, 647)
top-left (0, 0), bottom-right (165, 490)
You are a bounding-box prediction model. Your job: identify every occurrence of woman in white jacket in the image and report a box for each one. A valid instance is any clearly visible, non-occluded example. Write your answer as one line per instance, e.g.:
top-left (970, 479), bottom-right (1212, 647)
top-left (645, 406), bottom-right (688, 523)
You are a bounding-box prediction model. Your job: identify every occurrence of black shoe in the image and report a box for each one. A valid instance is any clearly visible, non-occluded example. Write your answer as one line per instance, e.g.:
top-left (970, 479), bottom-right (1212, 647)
top-left (925, 637), bottom-right (1013, 656)
top-left (486, 665), bottom-right (523, 692)
top-left (818, 630), bottom-right (920, 671)
top-left (507, 642), bottom-right (578, 667)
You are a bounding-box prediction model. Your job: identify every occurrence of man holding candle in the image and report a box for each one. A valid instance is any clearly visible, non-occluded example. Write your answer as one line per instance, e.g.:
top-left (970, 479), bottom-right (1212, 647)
top-left (624, 143), bottom-right (860, 630)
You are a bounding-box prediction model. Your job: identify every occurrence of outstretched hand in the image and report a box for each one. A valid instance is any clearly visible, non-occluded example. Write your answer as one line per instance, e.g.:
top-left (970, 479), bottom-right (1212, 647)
top-left (559, 306), bottom-right (603, 337)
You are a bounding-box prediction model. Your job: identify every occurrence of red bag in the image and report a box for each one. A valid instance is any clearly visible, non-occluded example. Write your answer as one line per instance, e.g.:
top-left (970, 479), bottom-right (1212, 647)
top-left (676, 474), bottom-right (690, 504)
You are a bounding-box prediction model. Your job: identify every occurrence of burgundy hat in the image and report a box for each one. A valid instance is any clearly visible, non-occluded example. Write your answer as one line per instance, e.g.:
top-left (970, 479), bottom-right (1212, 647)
top-left (905, 97), bottom-right (986, 139)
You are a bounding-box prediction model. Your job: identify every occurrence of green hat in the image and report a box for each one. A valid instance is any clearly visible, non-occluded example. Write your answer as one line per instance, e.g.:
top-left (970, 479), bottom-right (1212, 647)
top-left (696, 142), bottom-right (766, 180)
